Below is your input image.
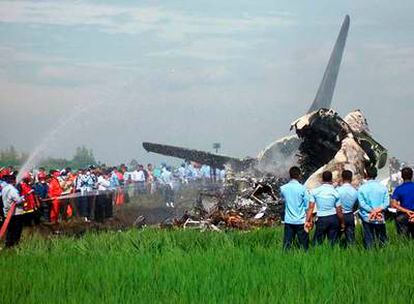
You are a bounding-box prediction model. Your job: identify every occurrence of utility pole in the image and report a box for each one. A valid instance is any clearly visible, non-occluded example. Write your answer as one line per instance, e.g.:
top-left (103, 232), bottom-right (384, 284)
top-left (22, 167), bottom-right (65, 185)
top-left (212, 143), bottom-right (221, 154)
top-left (212, 143), bottom-right (221, 182)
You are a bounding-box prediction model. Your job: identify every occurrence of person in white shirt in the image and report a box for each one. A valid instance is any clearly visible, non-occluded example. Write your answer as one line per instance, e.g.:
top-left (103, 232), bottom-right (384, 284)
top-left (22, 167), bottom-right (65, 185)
top-left (1, 175), bottom-right (25, 247)
top-left (95, 170), bottom-right (112, 222)
top-left (130, 165), bottom-right (146, 195)
top-left (97, 174), bottom-right (111, 191)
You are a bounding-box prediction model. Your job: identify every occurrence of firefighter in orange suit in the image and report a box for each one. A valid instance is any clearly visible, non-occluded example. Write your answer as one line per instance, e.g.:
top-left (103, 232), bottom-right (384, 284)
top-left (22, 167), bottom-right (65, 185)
top-left (48, 170), bottom-right (63, 224)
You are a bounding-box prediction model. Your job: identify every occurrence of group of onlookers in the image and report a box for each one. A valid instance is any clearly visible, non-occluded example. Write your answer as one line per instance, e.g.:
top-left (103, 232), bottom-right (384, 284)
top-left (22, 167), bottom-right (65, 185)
top-left (281, 166), bottom-right (414, 250)
top-left (0, 161), bottom-right (227, 247)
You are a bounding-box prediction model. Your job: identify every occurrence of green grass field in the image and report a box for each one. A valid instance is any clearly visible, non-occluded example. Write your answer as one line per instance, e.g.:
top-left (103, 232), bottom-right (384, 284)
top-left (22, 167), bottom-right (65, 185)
top-left (1, 225), bottom-right (414, 304)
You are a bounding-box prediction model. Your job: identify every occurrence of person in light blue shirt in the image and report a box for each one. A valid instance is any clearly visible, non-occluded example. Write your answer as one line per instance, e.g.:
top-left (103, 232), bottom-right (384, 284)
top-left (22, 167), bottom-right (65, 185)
top-left (336, 170), bottom-right (358, 246)
top-left (308, 170), bottom-right (345, 246)
top-left (280, 166), bottom-right (310, 250)
top-left (184, 163), bottom-right (195, 181)
top-left (201, 165), bottom-right (211, 180)
top-left (110, 168), bottom-right (120, 188)
top-left (358, 166), bottom-right (389, 248)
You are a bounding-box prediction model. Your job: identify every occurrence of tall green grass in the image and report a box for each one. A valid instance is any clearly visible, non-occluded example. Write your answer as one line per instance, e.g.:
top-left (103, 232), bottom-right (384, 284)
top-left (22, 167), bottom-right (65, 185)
top-left (1, 225), bottom-right (414, 303)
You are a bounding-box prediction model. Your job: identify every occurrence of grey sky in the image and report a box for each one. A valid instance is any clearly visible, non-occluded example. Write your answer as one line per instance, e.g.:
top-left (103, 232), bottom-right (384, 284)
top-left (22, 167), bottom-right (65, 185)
top-left (0, 1), bottom-right (413, 165)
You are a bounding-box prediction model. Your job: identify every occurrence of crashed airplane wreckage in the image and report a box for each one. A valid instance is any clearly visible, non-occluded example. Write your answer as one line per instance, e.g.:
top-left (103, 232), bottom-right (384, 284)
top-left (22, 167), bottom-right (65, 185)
top-left (141, 15), bottom-right (390, 230)
top-left (166, 108), bottom-right (388, 231)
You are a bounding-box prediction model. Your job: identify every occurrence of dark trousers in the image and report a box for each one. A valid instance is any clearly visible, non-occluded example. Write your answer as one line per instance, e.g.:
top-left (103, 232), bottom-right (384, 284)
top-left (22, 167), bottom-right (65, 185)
top-left (5, 214), bottom-right (24, 247)
top-left (0, 197), bottom-right (4, 220)
top-left (341, 213), bottom-right (355, 246)
top-left (40, 201), bottom-right (50, 222)
top-left (313, 214), bottom-right (339, 246)
top-left (104, 192), bottom-right (113, 218)
top-left (78, 196), bottom-right (88, 217)
top-left (78, 193), bottom-right (96, 219)
top-left (94, 192), bottom-right (113, 222)
top-left (283, 223), bottom-right (309, 250)
top-left (361, 221), bottom-right (387, 248)
top-left (23, 211), bottom-right (40, 227)
top-left (88, 195), bottom-right (96, 220)
top-left (95, 194), bottom-right (106, 223)
top-left (395, 213), bottom-right (414, 238)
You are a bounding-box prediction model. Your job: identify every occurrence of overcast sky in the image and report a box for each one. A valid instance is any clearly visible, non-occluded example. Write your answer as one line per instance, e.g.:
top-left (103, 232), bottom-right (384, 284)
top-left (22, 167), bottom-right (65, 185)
top-left (0, 0), bottom-right (413, 165)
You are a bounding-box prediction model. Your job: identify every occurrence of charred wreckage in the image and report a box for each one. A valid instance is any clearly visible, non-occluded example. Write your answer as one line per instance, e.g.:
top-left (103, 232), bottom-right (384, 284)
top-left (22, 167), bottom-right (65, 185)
top-left (142, 15), bottom-right (392, 230)
top-left (162, 108), bottom-right (388, 231)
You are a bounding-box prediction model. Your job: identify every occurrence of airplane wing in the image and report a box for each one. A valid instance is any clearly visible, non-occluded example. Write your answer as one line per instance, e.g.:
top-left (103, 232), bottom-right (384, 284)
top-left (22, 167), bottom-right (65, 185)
top-left (307, 15), bottom-right (350, 113)
top-left (142, 142), bottom-right (255, 170)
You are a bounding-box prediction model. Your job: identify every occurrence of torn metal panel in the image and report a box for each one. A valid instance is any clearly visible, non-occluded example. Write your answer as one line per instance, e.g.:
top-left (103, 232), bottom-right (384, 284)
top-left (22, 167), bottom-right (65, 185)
top-left (305, 136), bottom-right (369, 189)
top-left (344, 110), bottom-right (370, 133)
top-left (344, 110), bottom-right (387, 169)
top-left (183, 219), bottom-right (221, 231)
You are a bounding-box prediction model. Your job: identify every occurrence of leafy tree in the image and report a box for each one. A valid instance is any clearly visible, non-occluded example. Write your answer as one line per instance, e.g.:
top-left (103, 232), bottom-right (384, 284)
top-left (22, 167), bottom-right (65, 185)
top-left (0, 146), bottom-right (24, 167)
top-left (70, 146), bottom-right (97, 169)
top-left (129, 159), bottom-right (138, 169)
top-left (38, 157), bottom-right (72, 171)
top-left (0, 146), bottom-right (98, 170)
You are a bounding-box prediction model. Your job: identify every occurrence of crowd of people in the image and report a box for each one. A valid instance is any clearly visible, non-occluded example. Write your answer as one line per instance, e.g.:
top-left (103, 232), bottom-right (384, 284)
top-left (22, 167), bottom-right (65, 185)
top-left (2, 159), bottom-right (414, 250)
top-left (280, 166), bottom-right (414, 250)
top-left (0, 162), bottom-right (226, 247)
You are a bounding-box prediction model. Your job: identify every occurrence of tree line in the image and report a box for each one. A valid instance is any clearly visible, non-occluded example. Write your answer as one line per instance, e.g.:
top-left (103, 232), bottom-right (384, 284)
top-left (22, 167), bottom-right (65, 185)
top-left (0, 145), bottom-right (98, 170)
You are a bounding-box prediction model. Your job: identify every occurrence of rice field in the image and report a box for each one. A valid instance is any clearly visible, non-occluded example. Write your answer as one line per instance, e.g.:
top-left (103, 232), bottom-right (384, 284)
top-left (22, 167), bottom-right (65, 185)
top-left (1, 224), bottom-right (414, 304)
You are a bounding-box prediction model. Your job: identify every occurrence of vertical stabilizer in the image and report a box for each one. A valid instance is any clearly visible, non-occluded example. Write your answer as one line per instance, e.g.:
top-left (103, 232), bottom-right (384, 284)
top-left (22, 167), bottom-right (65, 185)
top-left (307, 15), bottom-right (350, 113)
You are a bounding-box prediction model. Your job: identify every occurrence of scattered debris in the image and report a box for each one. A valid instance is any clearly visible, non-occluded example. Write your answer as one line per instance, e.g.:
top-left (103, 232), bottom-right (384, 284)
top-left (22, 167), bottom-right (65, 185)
top-left (174, 175), bottom-right (286, 230)
top-left (133, 215), bottom-right (146, 228)
top-left (183, 219), bottom-right (221, 232)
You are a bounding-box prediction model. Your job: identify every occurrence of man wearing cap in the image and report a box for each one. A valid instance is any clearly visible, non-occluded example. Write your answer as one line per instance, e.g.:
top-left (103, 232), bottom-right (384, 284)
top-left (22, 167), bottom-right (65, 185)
top-left (33, 172), bottom-right (49, 221)
top-left (391, 167), bottom-right (414, 238)
top-left (358, 167), bottom-right (389, 248)
top-left (17, 172), bottom-right (39, 226)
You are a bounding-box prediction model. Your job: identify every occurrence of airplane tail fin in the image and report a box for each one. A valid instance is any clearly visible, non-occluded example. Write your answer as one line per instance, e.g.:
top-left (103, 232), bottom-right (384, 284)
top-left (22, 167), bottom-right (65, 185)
top-left (307, 15), bottom-right (350, 113)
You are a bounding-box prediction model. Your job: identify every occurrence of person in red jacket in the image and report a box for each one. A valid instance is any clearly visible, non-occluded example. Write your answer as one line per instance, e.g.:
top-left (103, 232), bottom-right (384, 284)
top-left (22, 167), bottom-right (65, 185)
top-left (17, 172), bottom-right (39, 226)
top-left (48, 170), bottom-right (63, 224)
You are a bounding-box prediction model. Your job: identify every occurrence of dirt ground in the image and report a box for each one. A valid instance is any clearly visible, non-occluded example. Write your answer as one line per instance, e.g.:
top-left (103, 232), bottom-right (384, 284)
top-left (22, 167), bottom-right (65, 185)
top-left (27, 187), bottom-right (200, 238)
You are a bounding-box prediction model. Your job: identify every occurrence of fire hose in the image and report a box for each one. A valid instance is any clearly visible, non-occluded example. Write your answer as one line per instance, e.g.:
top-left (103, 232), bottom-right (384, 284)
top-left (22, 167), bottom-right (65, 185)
top-left (0, 190), bottom-right (34, 240)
